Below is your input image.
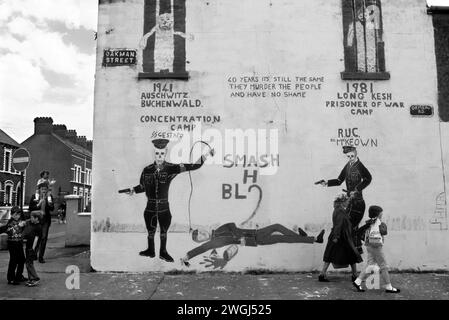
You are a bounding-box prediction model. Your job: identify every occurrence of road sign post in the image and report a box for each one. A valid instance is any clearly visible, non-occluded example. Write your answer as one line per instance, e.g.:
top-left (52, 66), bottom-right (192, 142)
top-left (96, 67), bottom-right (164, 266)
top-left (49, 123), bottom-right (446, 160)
top-left (12, 148), bottom-right (30, 211)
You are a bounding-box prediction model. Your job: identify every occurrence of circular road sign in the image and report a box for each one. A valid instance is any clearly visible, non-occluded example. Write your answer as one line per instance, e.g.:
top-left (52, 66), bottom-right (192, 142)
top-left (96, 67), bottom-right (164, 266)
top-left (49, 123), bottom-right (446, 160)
top-left (12, 148), bottom-right (31, 172)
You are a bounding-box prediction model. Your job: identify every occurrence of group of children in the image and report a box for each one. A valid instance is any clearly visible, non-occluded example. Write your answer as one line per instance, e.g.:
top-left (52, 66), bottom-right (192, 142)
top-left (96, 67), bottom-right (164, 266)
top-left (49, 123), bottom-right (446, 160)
top-left (0, 170), bottom-right (56, 287)
top-left (0, 207), bottom-right (42, 287)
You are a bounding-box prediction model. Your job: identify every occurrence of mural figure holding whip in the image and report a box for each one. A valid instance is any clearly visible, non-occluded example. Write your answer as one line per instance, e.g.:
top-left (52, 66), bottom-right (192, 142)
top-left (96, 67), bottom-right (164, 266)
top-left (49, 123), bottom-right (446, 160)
top-left (121, 138), bottom-right (214, 262)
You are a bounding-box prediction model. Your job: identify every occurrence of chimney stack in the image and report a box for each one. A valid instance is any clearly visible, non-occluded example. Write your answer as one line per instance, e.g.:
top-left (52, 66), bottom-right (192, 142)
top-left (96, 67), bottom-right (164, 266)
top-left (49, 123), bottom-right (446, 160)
top-left (34, 117), bottom-right (53, 135)
top-left (66, 130), bottom-right (78, 144)
top-left (76, 136), bottom-right (87, 149)
top-left (53, 124), bottom-right (67, 138)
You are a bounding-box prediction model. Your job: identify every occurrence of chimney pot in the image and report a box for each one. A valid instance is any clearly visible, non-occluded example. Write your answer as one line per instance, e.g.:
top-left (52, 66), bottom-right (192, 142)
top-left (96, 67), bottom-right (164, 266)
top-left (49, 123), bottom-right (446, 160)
top-left (66, 130), bottom-right (78, 144)
top-left (34, 117), bottom-right (53, 135)
top-left (76, 136), bottom-right (87, 148)
top-left (53, 124), bottom-right (67, 138)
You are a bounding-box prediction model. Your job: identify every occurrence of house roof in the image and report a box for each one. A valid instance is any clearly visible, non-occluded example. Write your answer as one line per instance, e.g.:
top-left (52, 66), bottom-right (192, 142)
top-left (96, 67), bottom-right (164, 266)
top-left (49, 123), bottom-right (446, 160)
top-left (52, 134), bottom-right (92, 158)
top-left (0, 129), bottom-right (21, 148)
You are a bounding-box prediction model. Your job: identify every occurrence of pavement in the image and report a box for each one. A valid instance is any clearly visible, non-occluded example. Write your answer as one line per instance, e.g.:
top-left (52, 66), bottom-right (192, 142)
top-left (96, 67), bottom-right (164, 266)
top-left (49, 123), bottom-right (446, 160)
top-left (0, 222), bottom-right (448, 300)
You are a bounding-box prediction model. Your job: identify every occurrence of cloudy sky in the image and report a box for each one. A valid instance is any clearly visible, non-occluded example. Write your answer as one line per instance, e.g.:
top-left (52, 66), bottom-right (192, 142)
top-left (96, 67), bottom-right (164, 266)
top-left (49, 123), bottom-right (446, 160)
top-left (0, 0), bottom-right (448, 143)
top-left (0, 0), bottom-right (98, 143)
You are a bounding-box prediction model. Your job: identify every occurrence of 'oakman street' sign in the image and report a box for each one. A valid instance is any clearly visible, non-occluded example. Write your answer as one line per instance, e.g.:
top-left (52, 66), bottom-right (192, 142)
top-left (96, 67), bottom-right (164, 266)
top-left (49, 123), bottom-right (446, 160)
top-left (102, 49), bottom-right (137, 67)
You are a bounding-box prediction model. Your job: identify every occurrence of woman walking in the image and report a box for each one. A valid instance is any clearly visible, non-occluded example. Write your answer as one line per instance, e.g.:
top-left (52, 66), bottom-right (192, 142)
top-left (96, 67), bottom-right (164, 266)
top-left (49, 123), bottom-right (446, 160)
top-left (318, 194), bottom-right (363, 282)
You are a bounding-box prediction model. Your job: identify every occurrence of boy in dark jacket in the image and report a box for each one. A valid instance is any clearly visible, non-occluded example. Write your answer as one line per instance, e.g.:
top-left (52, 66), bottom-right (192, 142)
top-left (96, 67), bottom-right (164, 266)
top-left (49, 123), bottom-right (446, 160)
top-left (0, 206), bottom-right (27, 285)
top-left (23, 211), bottom-right (43, 287)
top-left (29, 183), bottom-right (54, 263)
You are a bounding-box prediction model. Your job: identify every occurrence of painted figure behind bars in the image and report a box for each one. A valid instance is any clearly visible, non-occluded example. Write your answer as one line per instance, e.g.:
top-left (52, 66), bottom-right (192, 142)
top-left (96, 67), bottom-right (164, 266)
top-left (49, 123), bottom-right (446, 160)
top-left (139, 0), bottom-right (188, 73)
top-left (347, 4), bottom-right (381, 72)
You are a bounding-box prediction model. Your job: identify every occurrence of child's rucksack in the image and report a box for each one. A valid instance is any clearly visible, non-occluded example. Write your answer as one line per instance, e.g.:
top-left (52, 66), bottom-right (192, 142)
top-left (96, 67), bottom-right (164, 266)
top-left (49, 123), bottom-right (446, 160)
top-left (365, 219), bottom-right (383, 247)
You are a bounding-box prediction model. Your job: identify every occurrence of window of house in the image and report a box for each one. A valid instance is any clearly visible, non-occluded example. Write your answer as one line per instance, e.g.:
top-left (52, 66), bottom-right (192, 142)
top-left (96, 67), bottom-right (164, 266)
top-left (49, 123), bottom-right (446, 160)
top-left (15, 183), bottom-right (21, 206)
top-left (4, 181), bottom-right (13, 205)
top-left (138, 0), bottom-right (189, 80)
top-left (341, 0), bottom-right (389, 80)
top-left (86, 169), bottom-right (91, 185)
top-left (4, 149), bottom-right (11, 172)
top-left (73, 165), bottom-right (82, 183)
top-left (73, 186), bottom-right (78, 195)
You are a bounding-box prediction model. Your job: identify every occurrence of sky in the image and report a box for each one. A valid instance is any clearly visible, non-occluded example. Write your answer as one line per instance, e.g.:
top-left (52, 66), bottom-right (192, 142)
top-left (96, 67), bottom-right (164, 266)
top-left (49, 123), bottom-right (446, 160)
top-left (0, 0), bottom-right (448, 143)
top-left (0, 0), bottom-right (98, 143)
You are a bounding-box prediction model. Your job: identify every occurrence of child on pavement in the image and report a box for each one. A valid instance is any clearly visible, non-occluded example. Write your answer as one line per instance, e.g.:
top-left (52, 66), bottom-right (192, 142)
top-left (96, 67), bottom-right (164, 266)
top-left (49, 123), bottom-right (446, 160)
top-left (352, 205), bottom-right (400, 293)
top-left (0, 206), bottom-right (27, 285)
top-left (23, 211), bottom-right (43, 287)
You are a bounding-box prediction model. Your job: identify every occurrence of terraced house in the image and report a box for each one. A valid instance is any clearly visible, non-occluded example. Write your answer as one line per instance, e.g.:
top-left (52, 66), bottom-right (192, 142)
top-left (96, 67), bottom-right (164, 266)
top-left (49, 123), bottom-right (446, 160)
top-left (0, 129), bottom-right (23, 207)
top-left (22, 117), bottom-right (93, 211)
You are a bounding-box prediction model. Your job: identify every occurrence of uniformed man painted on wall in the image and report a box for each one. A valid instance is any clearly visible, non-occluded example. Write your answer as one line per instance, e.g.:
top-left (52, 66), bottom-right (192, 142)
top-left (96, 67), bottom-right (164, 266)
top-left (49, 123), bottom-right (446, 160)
top-left (125, 138), bottom-right (214, 262)
top-left (318, 146), bottom-right (372, 253)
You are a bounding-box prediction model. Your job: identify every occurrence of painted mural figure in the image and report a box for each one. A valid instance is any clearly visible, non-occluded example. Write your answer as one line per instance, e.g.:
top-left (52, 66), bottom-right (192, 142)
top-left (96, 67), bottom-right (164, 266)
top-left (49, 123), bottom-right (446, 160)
top-left (139, 0), bottom-right (189, 73)
top-left (180, 223), bottom-right (325, 267)
top-left (347, 4), bottom-right (381, 72)
top-left (318, 194), bottom-right (363, 282)
top-left (124, 138), bottom-right (214, 262)
top-left (318, 145), bottom-right (372, 254)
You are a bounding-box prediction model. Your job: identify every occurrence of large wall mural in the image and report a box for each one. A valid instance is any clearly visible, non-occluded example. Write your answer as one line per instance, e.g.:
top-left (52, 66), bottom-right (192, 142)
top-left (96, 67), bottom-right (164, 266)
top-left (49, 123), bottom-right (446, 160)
top-left (93, 0), bottom-right (449, 272)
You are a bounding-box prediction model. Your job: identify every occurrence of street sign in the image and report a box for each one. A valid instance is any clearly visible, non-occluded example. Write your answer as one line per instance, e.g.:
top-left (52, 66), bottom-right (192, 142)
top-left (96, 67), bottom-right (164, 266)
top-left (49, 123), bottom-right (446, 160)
top-left (12, 148), bottom-right (30, 172)
top-left (410, 105), bottom-right (434, 117)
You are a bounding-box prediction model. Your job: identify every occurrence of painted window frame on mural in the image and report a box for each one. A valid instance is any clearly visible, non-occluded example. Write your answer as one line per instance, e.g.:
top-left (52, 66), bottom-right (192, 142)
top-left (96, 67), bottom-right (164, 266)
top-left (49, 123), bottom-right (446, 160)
top-left (138, 0), bottom-right (189, 80)
top-left (341, 0), bottom-right (390, 80)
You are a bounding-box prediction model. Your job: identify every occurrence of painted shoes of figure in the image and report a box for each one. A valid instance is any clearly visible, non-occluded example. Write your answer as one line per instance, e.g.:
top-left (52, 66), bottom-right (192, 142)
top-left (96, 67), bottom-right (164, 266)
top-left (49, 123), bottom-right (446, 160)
top-left (316, 230), bottom-right (325, 243)
top-left (139, 248), bottom-right (155, 258)
top-left (385, 287), bottom-right (401, 293)
top-left (298, 227), bottom-right (308, 237)
top-left (159, 251), bottom-right (174, 263)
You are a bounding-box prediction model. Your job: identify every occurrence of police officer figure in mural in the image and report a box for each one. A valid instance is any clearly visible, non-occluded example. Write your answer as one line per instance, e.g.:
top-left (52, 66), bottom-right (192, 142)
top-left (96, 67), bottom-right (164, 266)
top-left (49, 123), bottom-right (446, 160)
top-left (125, 138), bottom-right (214, 262)
top-left (318, 146), bottom-right (372, 254)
